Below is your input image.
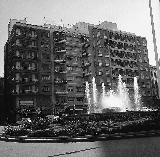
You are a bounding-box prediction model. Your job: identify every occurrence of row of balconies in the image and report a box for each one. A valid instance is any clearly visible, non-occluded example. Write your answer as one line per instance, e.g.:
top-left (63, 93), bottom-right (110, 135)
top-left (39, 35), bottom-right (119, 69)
top-left (110, 50), bottom-right (137, 60)
top-left (15, 78), bottom-right (38, 83)
top-left (12, 89), bottom-right (38, 94)
top-left (109, 32), bottom-right (136, 43)
top-left (108, 40), bottom-right (137, 51)
top-left (15, 28), bottom-right (50, 39)
top-left (55, 90), bottom-right (68, 94)
top-left (13, 54), bottom-right (38, 60)
top-left (83, 71), bottom-right (92, 77)
top-left (54, 79), bottom-right (67, 84)
top-left (111, 59), bottom-right (137, 68)
top-left (13, 39), bottom-right (37, 48)
top-left (15, 28), bottom-right (38, 38)
top-left (82, 61), bottom-right (91, 67)
top-left (112, 68), bottom-right (138, 77)
top-left (13, 66), bottom-right (37, 71)
top-left (108, 31), bottom-right (147, 46)
top-left (54, 57), bottom-right (66, 63)
top-left (54, 69), bottom-right (67, 73)
top-left (54, 48), bottom-right (66, 53)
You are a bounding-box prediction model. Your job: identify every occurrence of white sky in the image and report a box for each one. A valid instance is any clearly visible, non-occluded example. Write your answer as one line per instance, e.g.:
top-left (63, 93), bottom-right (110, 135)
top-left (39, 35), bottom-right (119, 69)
top-left (0, 0), bottom-right (160, 77)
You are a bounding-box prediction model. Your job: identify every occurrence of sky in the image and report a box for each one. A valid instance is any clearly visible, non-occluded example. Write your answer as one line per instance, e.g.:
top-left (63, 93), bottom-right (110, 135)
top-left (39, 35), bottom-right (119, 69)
top-left (0, 0), bottom-right (160, 77)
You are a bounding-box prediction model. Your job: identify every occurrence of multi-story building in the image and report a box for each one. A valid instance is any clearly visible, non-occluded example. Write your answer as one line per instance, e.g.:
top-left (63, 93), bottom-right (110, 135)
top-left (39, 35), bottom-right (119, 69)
top-left (4, 19), bottom-right (153, 121)
top-left (4, 20), bottom-right (53, 122)
top-left (87, 26), bottom-right (151, 108)
top-left (52, 30), bottom-right (88, 114)
top-left (0, 77), bottom-right (4, 123)
top-left (150, 65), bottom-right (159, 98)
top-left (4, 20), bottom-right (89, 121)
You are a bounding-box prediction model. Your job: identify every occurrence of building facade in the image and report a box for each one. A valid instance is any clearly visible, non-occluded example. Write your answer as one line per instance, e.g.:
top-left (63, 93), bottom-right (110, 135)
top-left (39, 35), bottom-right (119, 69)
top-left (4, 19), bottom-right (154, 121)
top-left (150, 65), bottom-right (159, 98)
top-left (4, 20), bottom-right (89, 121)
top-left (87, 26), bottom-right (151, 107)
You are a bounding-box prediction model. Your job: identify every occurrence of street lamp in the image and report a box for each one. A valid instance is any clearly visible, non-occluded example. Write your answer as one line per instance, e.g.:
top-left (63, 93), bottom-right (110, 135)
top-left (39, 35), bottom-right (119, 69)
top-left (149, 0), bottom-right (160, 98)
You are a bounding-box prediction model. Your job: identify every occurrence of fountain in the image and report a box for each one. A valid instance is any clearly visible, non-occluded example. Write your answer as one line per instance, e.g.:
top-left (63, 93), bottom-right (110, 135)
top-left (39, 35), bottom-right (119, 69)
top-left (85, 81), bottom-right (91, 114)
top-left (134, 77), bottom-right (141, 111)
top-left (85, 75), bottom-right (144, 113)
top-left (102, 82), bottom-right (106, 100)
top-left (101, 75), bottom-right (131, 112)
top-left (92, 77), bottom-right (98, 113)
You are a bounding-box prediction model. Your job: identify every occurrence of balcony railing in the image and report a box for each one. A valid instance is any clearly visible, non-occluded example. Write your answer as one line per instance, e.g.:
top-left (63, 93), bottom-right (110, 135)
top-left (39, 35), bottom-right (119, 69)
top-left (54, 59), bottom-right (66, 63)
top-left (56, 39), bottom-right (66, 43)
top-left (83, 62), bottom-right (91, 67)
top-left (55, 49), bottom-right (66, 53)
top-left (54, 80), bottom-right (67, 84)
top-left (83, 72), bottom-right (91, 77)
top-left (55, 90), bottom-right (68, 94)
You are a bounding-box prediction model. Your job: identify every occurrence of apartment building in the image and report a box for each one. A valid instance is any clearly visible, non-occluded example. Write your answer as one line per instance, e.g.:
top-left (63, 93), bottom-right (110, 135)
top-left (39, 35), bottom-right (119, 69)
top-left (87, 26), bottom-right (151, 105)
top-left (4, 19), bottom-right (153, 121)
top-left (150, 65), bottom-right (159, 98)
top-left (4, 20), bottom-right (89, 121)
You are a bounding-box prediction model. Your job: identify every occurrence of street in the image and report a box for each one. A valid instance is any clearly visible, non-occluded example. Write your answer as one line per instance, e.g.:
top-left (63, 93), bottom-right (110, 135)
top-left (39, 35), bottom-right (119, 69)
top-left (0, 136), bottom-right (160, 157)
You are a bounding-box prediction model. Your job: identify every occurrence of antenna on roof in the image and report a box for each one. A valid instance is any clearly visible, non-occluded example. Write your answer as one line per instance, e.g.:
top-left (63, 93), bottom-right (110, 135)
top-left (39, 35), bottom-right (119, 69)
top-left (43, 17), bottom-right (46, 25)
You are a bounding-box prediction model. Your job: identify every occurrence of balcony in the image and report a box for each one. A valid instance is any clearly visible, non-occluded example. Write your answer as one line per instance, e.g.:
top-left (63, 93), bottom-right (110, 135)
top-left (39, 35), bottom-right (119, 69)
top-left (28, 67), bottom-right (37, 71)
top-left (54, 59), bottom-right (66, 63)
top-left (55, 39), bottom-right (66, 43)
top-left (55, 49), bottom-right (66, 53)
top-left (55, 90), bottom-right (68, 95)
top-left (83, 71), bottom-right (91, 77)
top-left (83, 62), bottom-right (91, 67)
top-left (54, 79), bottom-right (67, 84)
top-left (55, 69), bottom-right (67, 74)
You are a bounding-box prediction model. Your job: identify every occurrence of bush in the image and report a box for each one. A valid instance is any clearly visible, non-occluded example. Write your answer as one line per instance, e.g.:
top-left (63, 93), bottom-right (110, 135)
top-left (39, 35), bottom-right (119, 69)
top-left (4, 126), bottom-right (30, 136)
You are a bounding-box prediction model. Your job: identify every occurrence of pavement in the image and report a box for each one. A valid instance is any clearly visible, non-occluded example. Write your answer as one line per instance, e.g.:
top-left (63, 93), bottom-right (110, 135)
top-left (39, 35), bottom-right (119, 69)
top-left (1, 135), bottom-right (160, 157)
top-left (1, 126), bottom-right (160, 157)
top-left (0, 126), bottom-right (4, 135)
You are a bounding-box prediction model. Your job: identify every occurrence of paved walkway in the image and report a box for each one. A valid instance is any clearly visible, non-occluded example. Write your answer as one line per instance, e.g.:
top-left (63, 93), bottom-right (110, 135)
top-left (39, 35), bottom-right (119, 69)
top-left (0, 126), bottom-right (4, 135)
top-left (0, 136), bottom-right (160, 157)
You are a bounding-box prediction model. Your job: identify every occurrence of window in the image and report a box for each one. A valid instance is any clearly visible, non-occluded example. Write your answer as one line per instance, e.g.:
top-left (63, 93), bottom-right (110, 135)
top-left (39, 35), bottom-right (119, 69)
top-left (76, 86), bottom-right (84, 93)
top-left (15, 73), bottom-right (20, 81)
top-left (67, 67), bottom-right (73, 72)
top-left (31, 30), bottom-right (37, 37)
top-left (98, 49), bottom-right (103, 56)
top-left (68, 86), bottom-right (74, 92)
top-left (97, 40), bottom-right (101, 46)
top-left (16, 62), bottom-right (21, 70)
top-left (16, 28), bottom-right (21, 35)
top-left (98, 60), bottom-right (102, 66)
top-left (105, 58), bottom-right (110, 66)
top-left (77, 97), bottom-right (84, 102)
top-left (68, 97), bottom-right (74, 102)
top-left (42, 86), bottom-right (50, 92)
top-left (42, 63), bottom-right (50, 71)
top-left (31, 41), bottom-right (36, 47)
top-left (32, 85), bottom-right (38, 93)
top-left (97, 31), bottom-right (101, 38)
top-left (67, 76), bottom-right (74, 81)
top-left (42, 53), bottom-right (50, 60)
top-left (16, 50), bottom-right (20, 57)
top-left (28, 41), bottom-right (36, 47)
top-left (98, 70), bottom-right (103, 76)
top-left (28, 63), bottom-right (36, 70)
top-left (41, 41), bottom-right (49, 48)
top-left (42, 75), bottom-right (51, 81)
top-left (16, 39), bottom-right (21, 46)
top-left (26, 51), bottom-right (35, 59)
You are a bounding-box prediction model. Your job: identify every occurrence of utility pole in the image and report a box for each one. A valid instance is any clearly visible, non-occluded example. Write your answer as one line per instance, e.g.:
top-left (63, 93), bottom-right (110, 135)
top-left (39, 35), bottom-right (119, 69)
top-left (149, 0), bottom-right (160, 98)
